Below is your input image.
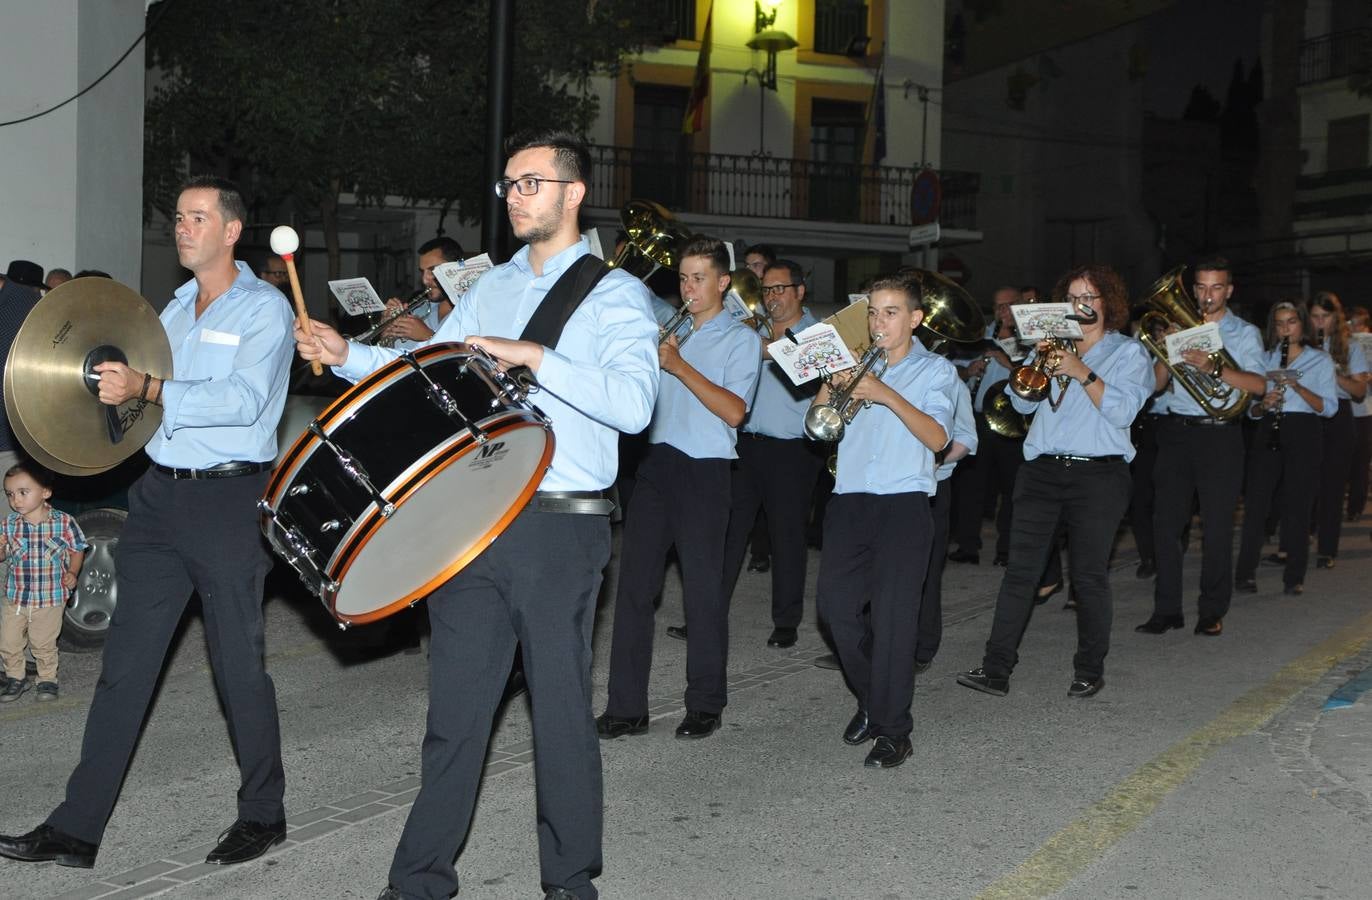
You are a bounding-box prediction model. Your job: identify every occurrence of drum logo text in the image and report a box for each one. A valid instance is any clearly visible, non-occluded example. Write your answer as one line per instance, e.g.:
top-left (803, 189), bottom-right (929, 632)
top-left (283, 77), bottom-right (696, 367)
top-left (468, 440), bottom-right (508, 470)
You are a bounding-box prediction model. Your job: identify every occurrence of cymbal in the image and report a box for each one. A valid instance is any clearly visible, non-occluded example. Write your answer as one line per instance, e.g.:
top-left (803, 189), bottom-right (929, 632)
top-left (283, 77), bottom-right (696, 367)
top-left (4, 277), bottom-right (171, 475)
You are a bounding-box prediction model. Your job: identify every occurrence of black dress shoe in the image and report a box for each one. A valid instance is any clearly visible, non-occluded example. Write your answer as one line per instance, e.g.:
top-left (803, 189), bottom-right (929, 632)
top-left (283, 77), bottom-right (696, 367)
top-left (913, 657), bottom-right (932, 674)
top-left (992, 554), bottom-right (1008, 566)
top-left (665, 624), bottom-right (688, 641)
top-left (205, 819), bottom-right (286, 865)
top-left (595, 712), bottom-right (648, 739)
top-left (863, 735), bottom-right (913, 768)
top-left (1284, 583), bottom-right (1304, 596)
top-left (1033, 582), bottom-right (1062, 606)
top-left (1236, 578), bottom-right (1257, 594)
top-left (1316, 556), bottom-right (1335, 569)
top-left (674, 710), bottom-right (721, 739)
top-left (1135, 559), bottom-right (1156, 579)
top-left (544, 889), bottom-right (578, 900)
top-left (377, 888), bottom-right (402, 900)
top-left (1194, 616), bottom-right (1223, 636)
top-left (766, 627), bottom-right (798, 648)
top-left (1262, 552), bottom-right (1287, 567)
top-left (0, 824), bottom-right (97, 868)
top-left (747, 554), bottom-right (771, 573)
top-left (956, 667), bottom-right (1009, 696)
top-left (947, 548), bottom-right (980, 564)
top-left (814, 652), bottom-right (842, 670)
top-left (1134, 614), bottom-right (1184, 634)
top-left (1067, 677), bottom-right (1104, 698)
top-left (842, 708), bottom-right (872, 745)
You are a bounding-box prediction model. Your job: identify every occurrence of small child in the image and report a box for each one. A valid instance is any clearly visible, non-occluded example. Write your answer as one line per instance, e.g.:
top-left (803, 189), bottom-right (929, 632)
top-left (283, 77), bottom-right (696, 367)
top-left (0, 462), bottom-right (87, 702)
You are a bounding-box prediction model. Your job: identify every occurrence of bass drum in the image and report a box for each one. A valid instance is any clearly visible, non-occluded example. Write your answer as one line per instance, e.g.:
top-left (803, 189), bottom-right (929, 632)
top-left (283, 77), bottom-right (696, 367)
top-left (260, 343), bottom-right (553, 627)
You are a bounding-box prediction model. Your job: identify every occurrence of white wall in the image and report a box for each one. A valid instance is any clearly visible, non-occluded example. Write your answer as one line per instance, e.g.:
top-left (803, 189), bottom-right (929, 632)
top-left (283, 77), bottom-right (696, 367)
top-left (0, 0), bottom-right (145, 287)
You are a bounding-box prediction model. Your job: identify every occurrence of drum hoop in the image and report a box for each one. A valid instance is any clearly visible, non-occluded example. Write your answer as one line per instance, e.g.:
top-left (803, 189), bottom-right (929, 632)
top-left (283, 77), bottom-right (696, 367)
top-left (326, 415), bottom-right (553, 626)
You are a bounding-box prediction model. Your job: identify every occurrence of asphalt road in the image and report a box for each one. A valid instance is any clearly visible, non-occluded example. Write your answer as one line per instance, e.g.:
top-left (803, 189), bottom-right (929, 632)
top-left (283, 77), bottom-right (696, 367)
top-left (2, 515), bottom-right (1372, 900)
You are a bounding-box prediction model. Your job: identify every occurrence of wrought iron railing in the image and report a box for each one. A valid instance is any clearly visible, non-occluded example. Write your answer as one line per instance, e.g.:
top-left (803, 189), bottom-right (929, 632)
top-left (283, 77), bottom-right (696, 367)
top-left (814, 0), bottom-right (868, 56)
top-left (586, 144), bottom-right (978, 230)
top-left (1298, 29), bottom-right (1371, 85)
top-left (660, 0), bottom-right (697, 42)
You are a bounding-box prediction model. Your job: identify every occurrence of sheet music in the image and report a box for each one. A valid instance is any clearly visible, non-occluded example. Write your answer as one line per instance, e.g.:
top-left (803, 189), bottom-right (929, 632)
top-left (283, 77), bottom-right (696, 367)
top-left (327, 278), bottom-right (386, 316)
top-left (1011, 303), bottom-right (1084, 341)
top-left (765, 323), bottom-right (859, 387)
top-left (432, 253), bottom-right (494, 302)
top-left (1164, 321), bottom-right (1224, 364)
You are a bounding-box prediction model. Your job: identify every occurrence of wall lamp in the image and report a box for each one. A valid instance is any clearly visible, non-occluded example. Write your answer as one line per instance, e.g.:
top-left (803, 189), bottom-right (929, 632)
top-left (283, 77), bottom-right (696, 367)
top-left (755, 0), bottom-right (784, 33)
top-left (745, 27), bottom-right (798, 91)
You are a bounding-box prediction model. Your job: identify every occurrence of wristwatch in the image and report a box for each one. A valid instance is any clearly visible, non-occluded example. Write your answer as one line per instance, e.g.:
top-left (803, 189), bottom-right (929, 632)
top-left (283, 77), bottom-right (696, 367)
top-left (1081, 371), bottom-right (1098, 386)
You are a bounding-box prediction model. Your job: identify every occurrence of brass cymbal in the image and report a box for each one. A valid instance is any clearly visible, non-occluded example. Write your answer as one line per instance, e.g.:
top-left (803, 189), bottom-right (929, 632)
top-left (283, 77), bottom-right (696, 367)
top-left (4, 277), bottom-right (171, 475)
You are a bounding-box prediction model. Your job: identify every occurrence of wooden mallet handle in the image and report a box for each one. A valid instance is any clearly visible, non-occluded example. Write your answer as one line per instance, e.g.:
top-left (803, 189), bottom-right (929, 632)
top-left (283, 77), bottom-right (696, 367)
top-left (270, 225), bottom-right (323, 376)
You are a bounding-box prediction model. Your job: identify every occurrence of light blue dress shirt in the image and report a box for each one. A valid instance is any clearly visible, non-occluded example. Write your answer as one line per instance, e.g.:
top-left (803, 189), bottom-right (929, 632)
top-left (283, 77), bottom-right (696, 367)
top-left (1163, 310), bottom-right (1266, 417)
top-left (936, 378), bottom-right (978, 483)
top-left (649, 312), bottom-right (762, 459)
top-left (742, 309), bottom-right (819, 439)
top-left (1258, 343), bottom-right (1337, 418)
top-left (1322, 336), bottom-right (1369, 402)
top-left (335, 239), bottom-right (660, 491)
top-left (1010, 331), bottom-right (1154, 462)
top-left (953, 321), bottom-right (1014, 412)
top-left (389, 301), bottom-right (445, 353)
top-left (149, 261), bottom-right (295, 467)
top-left (831, 348), bottom-right (959, 496)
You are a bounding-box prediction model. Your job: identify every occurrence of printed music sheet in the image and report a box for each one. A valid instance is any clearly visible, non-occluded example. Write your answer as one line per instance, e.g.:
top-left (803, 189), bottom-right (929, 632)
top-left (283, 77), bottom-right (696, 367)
top-left (766, 323), bottom-right (859, 387)
top-left (327, 278), bottom-right (386, 316)
top-left (1164, 321), bottom-right (1224, 363)
top-left (433, 253), bottom-right (494, 302)
top-left (1010, 303), bottom-right (1085, 341)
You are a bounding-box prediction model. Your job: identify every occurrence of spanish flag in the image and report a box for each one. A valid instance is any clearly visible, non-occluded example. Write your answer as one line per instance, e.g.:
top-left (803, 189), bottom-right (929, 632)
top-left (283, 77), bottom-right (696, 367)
top-left (682, 2), bottom-right (713, 135)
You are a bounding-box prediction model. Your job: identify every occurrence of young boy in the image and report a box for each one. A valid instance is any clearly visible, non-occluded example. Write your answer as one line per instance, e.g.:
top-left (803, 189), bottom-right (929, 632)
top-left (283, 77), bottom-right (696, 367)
top-left (815, 276), bottom-right (959, 769)
top-left (0, 463), bottom-right (87, 702)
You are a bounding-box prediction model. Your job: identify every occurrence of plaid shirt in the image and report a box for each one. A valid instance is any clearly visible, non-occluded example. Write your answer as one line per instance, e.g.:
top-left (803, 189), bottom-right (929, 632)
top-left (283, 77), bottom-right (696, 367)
top-left (4, 508), bottom-right (89, 609)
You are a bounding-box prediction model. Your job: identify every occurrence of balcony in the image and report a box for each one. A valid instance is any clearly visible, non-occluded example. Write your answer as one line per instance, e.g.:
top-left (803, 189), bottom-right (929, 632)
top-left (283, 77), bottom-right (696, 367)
top-left (586, 145), bottom-right (979, 231)
top-left (1294, 166), bottom-right (1372, 221)
top-left (1298, 29), bottom-right (1370, 86)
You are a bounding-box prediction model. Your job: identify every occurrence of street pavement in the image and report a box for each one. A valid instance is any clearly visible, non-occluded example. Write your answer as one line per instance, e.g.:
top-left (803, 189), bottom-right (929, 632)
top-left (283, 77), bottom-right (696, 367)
top-left (2, 513), bottom-right (1372, 900)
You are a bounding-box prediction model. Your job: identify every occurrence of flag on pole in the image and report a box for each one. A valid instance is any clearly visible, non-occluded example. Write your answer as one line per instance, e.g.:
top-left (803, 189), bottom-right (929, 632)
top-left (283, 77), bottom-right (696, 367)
top-left (682, 2), bottom-right (713, 135)
top-left (868, 57), bottom-right (887, 163)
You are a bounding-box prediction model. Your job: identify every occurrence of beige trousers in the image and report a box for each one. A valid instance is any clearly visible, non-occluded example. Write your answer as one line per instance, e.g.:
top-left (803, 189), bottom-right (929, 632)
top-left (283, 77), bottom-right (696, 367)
top-left (0, 602), bottom-right (63, 682)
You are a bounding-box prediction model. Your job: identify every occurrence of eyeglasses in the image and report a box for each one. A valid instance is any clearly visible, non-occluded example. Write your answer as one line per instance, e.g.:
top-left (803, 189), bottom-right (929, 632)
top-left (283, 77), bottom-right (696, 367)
top-left (1064, 292), bottom-right (1101, 304)
top-left (761, 283), bottom-right (800, 296)
top-left (493, 177), bottom-right (574, 198)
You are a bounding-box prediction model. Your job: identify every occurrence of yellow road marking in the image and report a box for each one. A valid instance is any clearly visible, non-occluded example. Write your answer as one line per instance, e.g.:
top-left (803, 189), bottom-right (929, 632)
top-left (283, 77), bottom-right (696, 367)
top-left (977, 609), bottom-right (1372, 900)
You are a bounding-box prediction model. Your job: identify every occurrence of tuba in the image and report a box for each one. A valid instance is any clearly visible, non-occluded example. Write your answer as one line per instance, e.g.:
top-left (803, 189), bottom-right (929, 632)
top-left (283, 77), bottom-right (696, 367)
top-left (905, 269), bottom-right (987, 350)
top-left (983, 379), bottom-right (1029, 439)
top-left (610, 200), bottom-right (692, 281)
top-left (1136, 265), bottom-right (1250, 421)
top-left (726, 268), bottom-right (773, 340)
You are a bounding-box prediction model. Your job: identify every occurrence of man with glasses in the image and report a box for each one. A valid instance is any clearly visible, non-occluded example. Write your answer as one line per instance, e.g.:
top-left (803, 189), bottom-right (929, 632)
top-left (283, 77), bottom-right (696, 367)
top-left (294, 130), bottom-right (659, 900)
top-left (1134, 257), bottom-right (1265, 637)
top-left (258, 254), bottom-right (289, 291)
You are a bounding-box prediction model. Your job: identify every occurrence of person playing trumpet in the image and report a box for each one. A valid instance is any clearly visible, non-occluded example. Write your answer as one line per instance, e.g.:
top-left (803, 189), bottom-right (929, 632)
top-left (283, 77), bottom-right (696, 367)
top-left (378, 236), bottom-right (464, 350)
top-left (958, 264), bottom-right (1153, 700)
top-left (599, 235), bottom-right (762, 741)
top-left (813, 276), bottom-right (959, 769)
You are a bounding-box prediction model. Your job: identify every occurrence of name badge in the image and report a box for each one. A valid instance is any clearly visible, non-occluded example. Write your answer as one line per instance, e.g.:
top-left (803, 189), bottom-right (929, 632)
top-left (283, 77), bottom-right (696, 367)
top-left (200, 329), bottom-right (241, 346)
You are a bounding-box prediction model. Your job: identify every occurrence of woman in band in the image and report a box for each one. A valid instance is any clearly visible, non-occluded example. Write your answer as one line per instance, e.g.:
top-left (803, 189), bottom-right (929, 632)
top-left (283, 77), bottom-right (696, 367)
top-left (1308, 292), bottom-right (1370, 568)
top-left (957, 264), bottom-right (1153, 699)
top-left (1235, 301), bottom-right (1338, 595)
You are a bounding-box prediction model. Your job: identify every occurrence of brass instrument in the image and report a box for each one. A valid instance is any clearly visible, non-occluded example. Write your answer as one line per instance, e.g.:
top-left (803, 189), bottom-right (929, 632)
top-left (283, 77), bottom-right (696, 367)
top-left (1008, 304), bottom-right (1098, 410)
top-left (803, 339), bottom-right (888, 443)
top-left (905, 269), bottom-right (987, 350)
top-left (1136, 265), bottom-right (1250, 421)
top-left (1268, 336), bottom-right (1291, 450)
top-left (727, 268), bottom-right (773, 340)
top-left (610, 199), bottom-right (692, 280)
top-left (983, 379), bottom-right (1029, 439)
top-left (351, 286), bottom-right (431, 346)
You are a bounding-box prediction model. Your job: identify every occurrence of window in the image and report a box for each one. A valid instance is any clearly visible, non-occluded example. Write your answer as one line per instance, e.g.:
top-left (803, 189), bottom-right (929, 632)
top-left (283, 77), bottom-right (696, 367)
top-left (661, 0), bottom-right (697, 42)
top-left (1327, 115), bottom-right (1370, 172)
top-left (814, 0), bottom-right (868, 55)
top-left (632, 84), bottom-right (692, 206)
top-left (809, 98), bottom-right (865, 219)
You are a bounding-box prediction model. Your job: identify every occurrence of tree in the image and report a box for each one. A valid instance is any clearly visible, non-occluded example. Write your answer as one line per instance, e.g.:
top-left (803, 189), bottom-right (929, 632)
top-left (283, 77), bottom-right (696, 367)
top-left (143, 0), bottom-right (664, 276)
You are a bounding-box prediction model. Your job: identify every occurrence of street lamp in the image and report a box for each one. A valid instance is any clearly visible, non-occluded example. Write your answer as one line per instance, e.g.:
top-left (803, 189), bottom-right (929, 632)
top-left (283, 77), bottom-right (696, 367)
top-left (755, 0), bottom-right (784, 33)
top-left (743, 26), bottom-right (797, 156)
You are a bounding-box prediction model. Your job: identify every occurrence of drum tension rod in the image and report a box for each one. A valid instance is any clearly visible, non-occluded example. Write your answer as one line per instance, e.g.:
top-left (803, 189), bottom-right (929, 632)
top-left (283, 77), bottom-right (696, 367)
top-left (307, 421), bottom-right (397, 518)
top-left (402, 353), bottom-right (488, 445)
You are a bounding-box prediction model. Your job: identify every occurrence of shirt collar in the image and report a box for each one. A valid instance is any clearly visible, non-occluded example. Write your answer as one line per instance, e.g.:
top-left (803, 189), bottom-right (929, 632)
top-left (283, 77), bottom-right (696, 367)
top-left (170, 261), bottom-right (256, 314)
top-left (509, 238), bottom-right (590, 280)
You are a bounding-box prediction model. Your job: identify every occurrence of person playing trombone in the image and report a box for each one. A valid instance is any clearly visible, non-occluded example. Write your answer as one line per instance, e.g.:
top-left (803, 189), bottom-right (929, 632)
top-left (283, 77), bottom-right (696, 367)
top-left (813, 275), bottom-right (959, 769)
top-left (958, 264), bottom-right (1153, 700)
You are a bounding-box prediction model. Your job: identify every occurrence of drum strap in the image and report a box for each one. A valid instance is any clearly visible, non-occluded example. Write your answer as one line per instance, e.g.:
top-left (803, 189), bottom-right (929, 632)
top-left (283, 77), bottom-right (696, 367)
top-left (518, 253), bottom-right (611, 350)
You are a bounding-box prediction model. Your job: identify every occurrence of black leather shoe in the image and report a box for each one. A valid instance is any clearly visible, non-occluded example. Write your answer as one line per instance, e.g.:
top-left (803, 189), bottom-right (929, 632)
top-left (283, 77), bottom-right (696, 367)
top-left (1262, 552), bottom-right (1287, 567)
top-left (377, 888), bottom-right (401, 900)
top-left (813, 653), bottom-right (841, 670)
top-left (947, 548), bottom-right (980, 564)
top-left (205, 819), bottom-right (286, 865)
top-left (595, 712), bottom-right (648, 739)
top-left (747, 554), bottom-right (771, 573)
top-left (1067, 677), bottom-right (1104, 698)
top-left (1316, 556), bottom-right (1335, 569)
top-left (766, 627), bottom-right (798, 648)
top-left (842, 708), bottom-right (872, 745)
top-left (674, 710), bottom-right (721, 739)
top-left (0, 824), bottom-right (97, 868)
top-left (913, 658), bottom-right (932, 674)
top-left (863, 735), bottom-right (913, 768)
top-left (956, 667), bottom-right (1009, 696)
top-left (1284, 583), bottom-right (1304, 596)
top-left (1194, 616), bottom-right (1223, 636)
top-left (665, 624), bottom-right (688, 641)
top-left (544, 889), bottom-right (578, 900)
top-left (1235, 578), bottom-right (1257, 594)
top-left (1134, 614), bottom-right (1184, 634)
top-left (1135, 559), bottom-right (1156, 579)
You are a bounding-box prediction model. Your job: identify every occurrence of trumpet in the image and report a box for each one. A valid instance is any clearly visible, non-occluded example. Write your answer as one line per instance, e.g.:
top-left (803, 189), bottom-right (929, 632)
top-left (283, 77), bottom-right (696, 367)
top-left (1008, 302), bottom-right (1098, 411)
top-left (659, 302), bottom-right (694, 346)
top-left (351, 286), bottom-right (431, 346)
top-left (803, 338), bottom-right (888, 443)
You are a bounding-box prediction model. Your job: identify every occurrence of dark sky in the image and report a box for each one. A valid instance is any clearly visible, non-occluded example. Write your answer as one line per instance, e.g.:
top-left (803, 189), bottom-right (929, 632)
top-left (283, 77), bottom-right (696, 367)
top-left (1141, 0), bottom-right (1265, 118)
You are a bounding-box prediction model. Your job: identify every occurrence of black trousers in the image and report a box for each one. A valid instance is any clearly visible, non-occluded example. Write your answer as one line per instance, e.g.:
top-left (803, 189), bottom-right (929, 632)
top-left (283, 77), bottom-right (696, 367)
top-left (1236, 414), bottom-right (1322, 588)
top-left (1315, 399), bottom-right (1355, 557)
top-left (982, 457), bottom-right (1131, 681)
top-left (1151, 418), bottom-right (1245, 620)
top-left (721, 434), bottom-right (823, 629)
top-left (388, 508), bottom-right (611, 900)
top-left (817, 492), bottom-right (932, 737)
top-left (47, 470), bottom-right (284, 844)
top-left (951, 416), bottom-right (1022, 557)
top-left (606, 444), bottom-right (732, 716)
top-left (1350, 415), bottom-right (1372, 519)
top-left (1129, 413), bottom-right (1163, 563)
top-left (916, 479), bottom-right (952, 664)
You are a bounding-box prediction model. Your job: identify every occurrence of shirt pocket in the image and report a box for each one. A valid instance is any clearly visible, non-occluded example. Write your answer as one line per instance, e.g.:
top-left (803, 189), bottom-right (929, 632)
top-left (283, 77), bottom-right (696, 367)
top-left (194, 339), bottom-right (240, 380)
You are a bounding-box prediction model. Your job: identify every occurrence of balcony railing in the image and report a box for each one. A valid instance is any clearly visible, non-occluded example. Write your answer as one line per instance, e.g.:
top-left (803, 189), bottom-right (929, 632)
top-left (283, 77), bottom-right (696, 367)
top-left (1299, 29), bottom-right (1371, 85)
top-left (660, 0), bottom-right (696, 42)
top-left (587, 145), bottom-right (978, 230)
top-left (815, 0), bottom-right (868, 55)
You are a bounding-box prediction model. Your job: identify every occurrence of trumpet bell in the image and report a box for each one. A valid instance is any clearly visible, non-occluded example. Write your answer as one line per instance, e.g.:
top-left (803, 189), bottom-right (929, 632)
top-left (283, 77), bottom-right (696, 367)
top-left (983, 380), bottom-right (1028, 439)
top-left (1009, 360), bottom-right (1051, 402)
top-left (804, 404), bottom-right (846, 443)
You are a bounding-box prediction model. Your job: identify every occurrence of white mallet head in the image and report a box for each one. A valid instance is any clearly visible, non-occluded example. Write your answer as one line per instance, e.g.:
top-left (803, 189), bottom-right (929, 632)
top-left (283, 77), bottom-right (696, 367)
top-left (269, 225), bottom-right (300, 257)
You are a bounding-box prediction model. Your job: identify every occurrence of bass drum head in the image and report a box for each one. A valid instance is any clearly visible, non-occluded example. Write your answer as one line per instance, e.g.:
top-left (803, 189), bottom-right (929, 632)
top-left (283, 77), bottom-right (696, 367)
top-left (330, 419), bottom-right (551, 622)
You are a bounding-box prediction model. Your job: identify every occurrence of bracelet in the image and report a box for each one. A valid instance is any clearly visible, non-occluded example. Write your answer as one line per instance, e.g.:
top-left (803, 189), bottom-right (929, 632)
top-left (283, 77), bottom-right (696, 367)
top-left (138, 373), bottom-right (151, 402)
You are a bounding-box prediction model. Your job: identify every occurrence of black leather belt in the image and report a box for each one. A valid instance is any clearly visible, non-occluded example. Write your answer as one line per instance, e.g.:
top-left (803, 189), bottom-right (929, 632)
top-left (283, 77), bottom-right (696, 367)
top-left (741, 432), bottom-right (800, 441)
top-left (152, 461), bottom-right (273, 480)
top-left (1168, 415), bottom-right (1234, 427)
top-left (1039, 454), bottom-right (1125, 465)
top-left (530, 490), bottom-right (615, 516)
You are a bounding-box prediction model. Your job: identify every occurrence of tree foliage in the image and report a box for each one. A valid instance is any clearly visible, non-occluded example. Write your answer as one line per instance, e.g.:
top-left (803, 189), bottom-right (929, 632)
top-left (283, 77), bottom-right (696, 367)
top-left (143, 0), bottom-right (664, 273)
